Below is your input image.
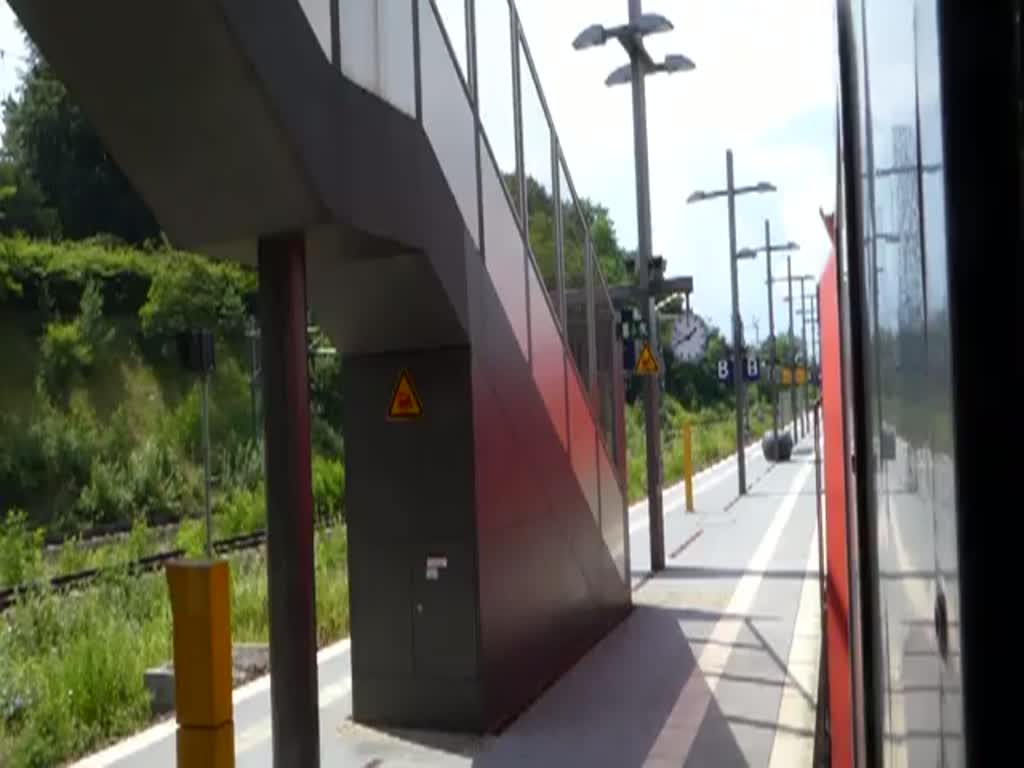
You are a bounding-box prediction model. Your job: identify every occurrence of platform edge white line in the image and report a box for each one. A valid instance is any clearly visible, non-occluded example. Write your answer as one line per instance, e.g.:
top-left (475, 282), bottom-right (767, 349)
top-left (69, 637), bottom-right (353, 767)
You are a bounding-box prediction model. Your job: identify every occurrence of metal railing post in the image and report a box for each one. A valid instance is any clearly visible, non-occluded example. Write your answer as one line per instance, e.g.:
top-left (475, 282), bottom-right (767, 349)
top-left (510, 13), bottom-right (526, 227)
top-left (552, 142), bottom-right (567, 331)
top-left (585, 239), bottom-right (597, 399)
top-left (683, 422), bottom-right (694, 512)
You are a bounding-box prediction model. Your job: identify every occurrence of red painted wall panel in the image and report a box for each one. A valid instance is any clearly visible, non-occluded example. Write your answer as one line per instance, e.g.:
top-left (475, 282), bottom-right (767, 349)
top-left (820, 247), bottom-right (853, 768)
top-left (567, 366), bottom-right (599, 527)
top-left (467, 245), bottom-right (629, 731)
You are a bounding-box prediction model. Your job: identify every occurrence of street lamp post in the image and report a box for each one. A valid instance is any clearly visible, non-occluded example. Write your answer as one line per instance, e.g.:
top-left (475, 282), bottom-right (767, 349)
top-left (781, 273), bottom-right (817, 439)
top-left (812, 295), bottom-right (821, 368)
top-left (725, 152), bottom-right (745, 492)
top-left (787, 256), bottom-right (797, 438)
top-left (574, 0), bottom-right (695, 572)
top-left (797, 311), bottom-right (820, 396)
top-left (737, 223), bottom-right (799, 445)
top-left (797, 296), bottom-right (821, 408)
top-left (800, 280), bottom-right (809, 434)
top-left (686, 152), bottom-right (776, 495)
top-left (766, 243), bottom-right (776, 438)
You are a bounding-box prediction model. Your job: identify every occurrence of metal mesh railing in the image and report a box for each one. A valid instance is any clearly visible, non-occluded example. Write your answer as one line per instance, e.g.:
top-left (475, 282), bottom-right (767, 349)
top-left (417, 0), bottom-right (619, 472)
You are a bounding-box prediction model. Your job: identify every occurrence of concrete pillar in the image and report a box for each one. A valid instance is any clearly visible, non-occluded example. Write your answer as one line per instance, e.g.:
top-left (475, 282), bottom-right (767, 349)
top-left (258, 233), bottom-right (319, 766)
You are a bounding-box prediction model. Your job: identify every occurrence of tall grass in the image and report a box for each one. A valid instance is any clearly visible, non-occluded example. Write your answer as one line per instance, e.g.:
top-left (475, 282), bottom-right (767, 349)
top-left (0, 510), bottom-right (43, 587)
top-left (315, 528), bottom-right (349, 646)
top-left (0, 571), bottom-right (171, 767)
top-left (0, 527), bottom-right (350, 767)
top-left (626, 394), bottom-right (779, 503)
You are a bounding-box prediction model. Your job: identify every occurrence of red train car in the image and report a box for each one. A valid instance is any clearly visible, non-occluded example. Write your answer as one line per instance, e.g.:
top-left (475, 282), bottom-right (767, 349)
top-left (825, 2), bottom-right (1012, 764)
top-left (818, 210), bottom-right (854, 768)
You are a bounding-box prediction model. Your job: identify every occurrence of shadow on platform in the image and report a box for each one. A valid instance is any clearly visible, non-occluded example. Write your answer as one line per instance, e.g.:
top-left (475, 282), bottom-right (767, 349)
top-left (326, 604), bottom-right (756, 766)
top-left (469, 605), bottom-right (749, 767)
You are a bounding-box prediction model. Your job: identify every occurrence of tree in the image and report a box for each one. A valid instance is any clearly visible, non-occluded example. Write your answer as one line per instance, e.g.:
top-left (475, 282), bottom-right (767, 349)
top-left (502, 173), bottom-right (628, 290)
top-left (0, 158), bottom-right (60, 238)
top-left (581, 198), bottom-right (628, 285)
top-left (661, 323), bottom-right (732, 411)
top-left (1, 42), bottom-right (160, 244)
top-left (758, 333), bottom-right (807, 368)
top-left (139, 256), bottom-right (252, 339)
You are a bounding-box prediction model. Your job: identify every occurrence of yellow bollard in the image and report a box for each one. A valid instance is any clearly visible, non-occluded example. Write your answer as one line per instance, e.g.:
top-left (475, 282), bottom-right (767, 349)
top-left (166, 559), bottom-right (235, 768)
top-left (177, 721), bottom-right (235, 766)
top-left (682, 423), bottom-right (694, 513)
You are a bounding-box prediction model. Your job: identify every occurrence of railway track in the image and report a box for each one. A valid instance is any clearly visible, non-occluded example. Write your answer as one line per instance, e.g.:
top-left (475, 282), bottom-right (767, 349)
top-left (0, 529), bottom-right (269, 613)
top-left (40, 517), bottom-right (186, 551)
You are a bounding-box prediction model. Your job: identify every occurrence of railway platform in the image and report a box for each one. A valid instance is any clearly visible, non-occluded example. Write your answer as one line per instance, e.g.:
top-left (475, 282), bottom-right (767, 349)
top-left (77, 429), bottom-right (824, 768)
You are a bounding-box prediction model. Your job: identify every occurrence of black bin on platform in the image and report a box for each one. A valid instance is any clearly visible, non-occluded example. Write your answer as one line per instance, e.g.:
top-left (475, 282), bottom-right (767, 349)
top-left (761, 430), bottom-right (794, 461)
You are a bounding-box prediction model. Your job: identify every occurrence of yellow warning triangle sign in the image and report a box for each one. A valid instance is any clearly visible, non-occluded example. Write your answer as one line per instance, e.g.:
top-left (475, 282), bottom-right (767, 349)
top-left (635, 342), bottom-right (659, 375)
top-left (388, 370), bottom-right (423, 419)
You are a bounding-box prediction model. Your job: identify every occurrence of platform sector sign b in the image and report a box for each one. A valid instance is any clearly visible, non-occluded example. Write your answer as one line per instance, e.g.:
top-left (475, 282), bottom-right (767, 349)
top-left (716, 357), bottom-right (761, 383)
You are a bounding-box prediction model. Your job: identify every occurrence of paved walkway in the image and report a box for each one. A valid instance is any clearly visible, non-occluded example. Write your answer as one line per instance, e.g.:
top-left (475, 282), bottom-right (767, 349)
top-left (77, 426), bottom-right (824, 767)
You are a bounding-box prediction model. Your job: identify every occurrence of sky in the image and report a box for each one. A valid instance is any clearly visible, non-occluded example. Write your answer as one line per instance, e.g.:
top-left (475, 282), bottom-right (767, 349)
top-left (0, 0), bottom-right (838, 339)
top-left (0, 3), bottom-right (26, 109)
top-left (509, 0), bottom-right (838, 340)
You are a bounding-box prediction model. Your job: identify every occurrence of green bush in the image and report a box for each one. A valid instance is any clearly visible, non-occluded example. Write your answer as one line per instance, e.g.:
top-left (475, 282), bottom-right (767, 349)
top-left (216, 440), bottom-right (263, 493)
top-left (625, 394), bottom-right (774, 503)
top-left (139, 255), bottom-right (253, 339)
top-left (81, 516), bottom-right (156, 572)
top-left (76, 279), bottom-right (115, 354)
top-left (307, 321), bottom-right (344, 459)
top-left (55, 537), bottom-right (88, 577)
top-left (0, 522), bottom-right (351, 766)
top-left (76, 436), bottom-right (197, 529)
top-left (37, 280), bottom-right (113, 403)
top-left (311, 416), bottom-right (344, 460)
top-left (624, 403), bottom-right (647, 502)
top-left (174, 484), bottom-right (264, 557)
top-left (161, 357), bottom-right (256, 464)
top-left (77, 458), bottom-right (132, 526)
top-left (0, 239), bottom-right (349, 539)
top-left (0, 397), bottom-right (102, 530)
top-left (315, 528), bottom-right (349, 646)
top-left (0, 510), bottom-right (44, 588)
top-left (175, 517), bottom-right (206, 558)
top-left (0, 236), bottom-right (255, 322)
top-left (125, 439), bottom-right (196, 522)
top-left (231, 551), bottom-right (269, 642)
top-left (119, 515), bottom-right (155, 564)
top-left (312, 455), bottom-right (344, 521)
top-left (35, 400), bottom-right (100, 490)
top-left (38, 321), bottom-right (92, 399)
top-left (102, 404), bottom-right (139, 465)
top-left (0, 247), bottom-right (23, 298)
top-left (0, 572), bottom-right (171, 766)
top-left (216, 486), bottom-right (266, 538)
